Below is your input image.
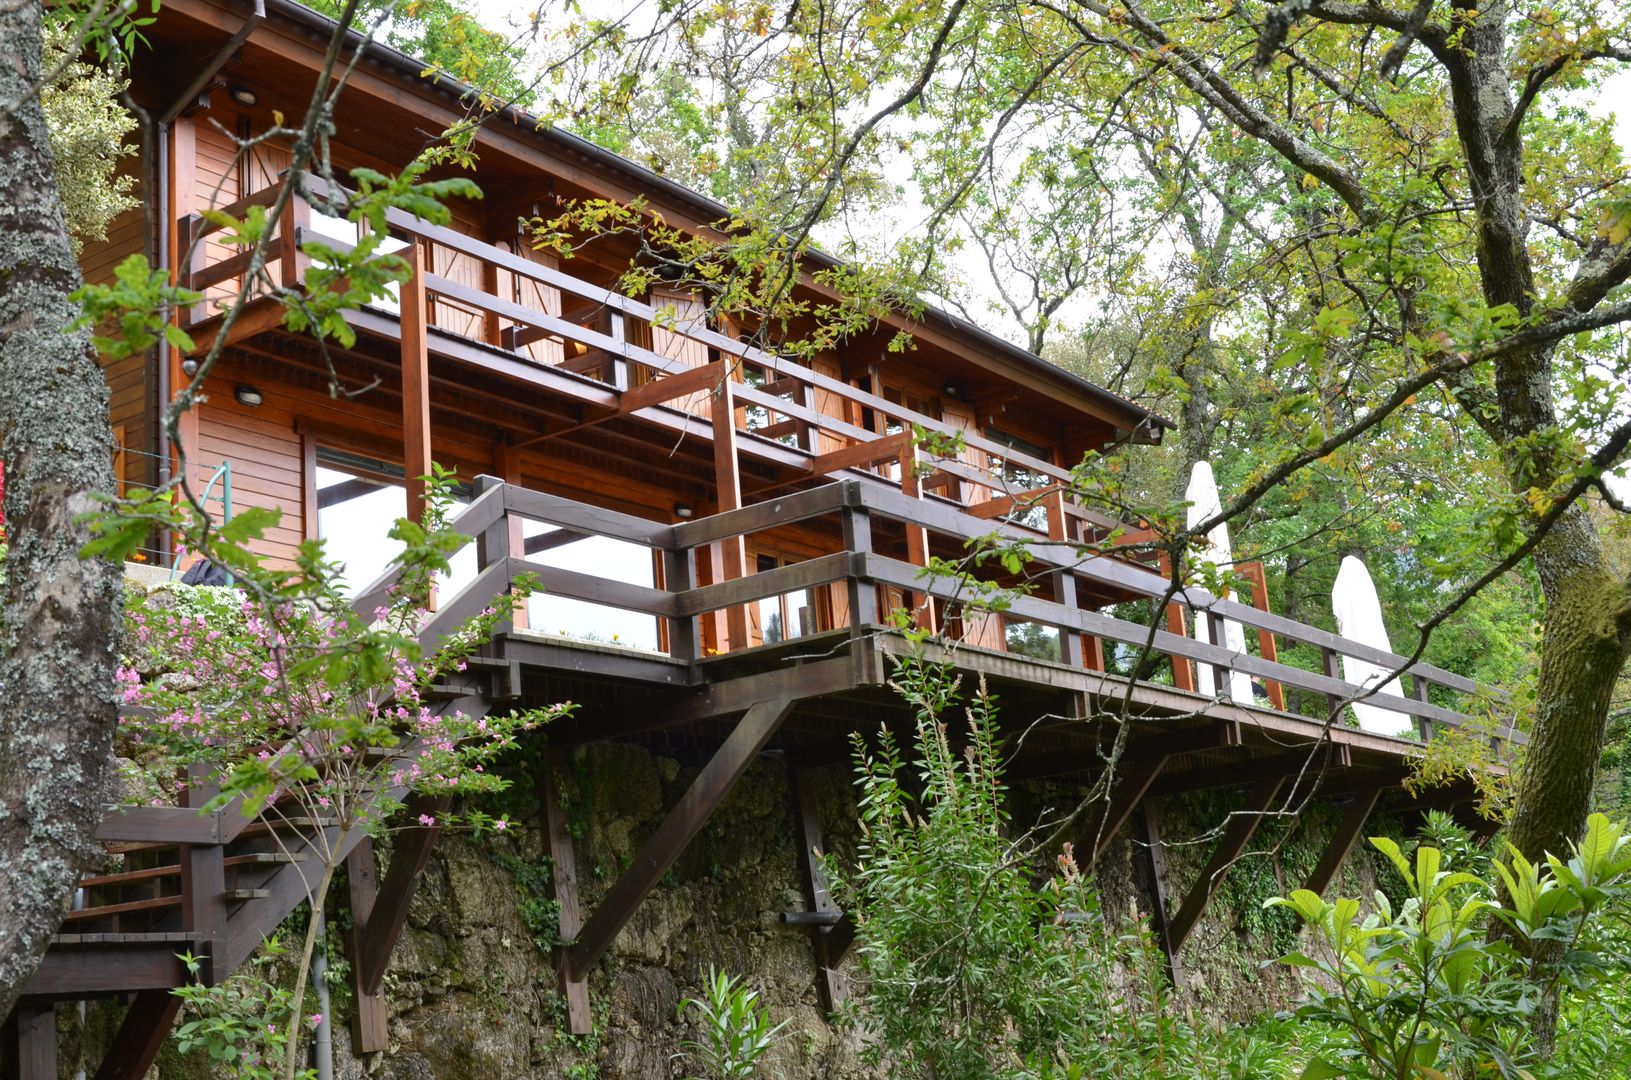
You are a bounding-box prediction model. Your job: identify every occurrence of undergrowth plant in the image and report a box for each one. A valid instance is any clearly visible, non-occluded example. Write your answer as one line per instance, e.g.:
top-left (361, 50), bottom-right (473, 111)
top-left (1270, 814), bottom-right (1631, 1078)
top-left (675, 967), bottom-right (788, 1080)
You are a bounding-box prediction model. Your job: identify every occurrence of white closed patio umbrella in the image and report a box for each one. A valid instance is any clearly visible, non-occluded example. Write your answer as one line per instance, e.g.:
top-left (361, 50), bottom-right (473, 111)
top-left (1330, 555), bottom-right (1412, 736)
top-left (1186, 461), bottom-right (1254, 704)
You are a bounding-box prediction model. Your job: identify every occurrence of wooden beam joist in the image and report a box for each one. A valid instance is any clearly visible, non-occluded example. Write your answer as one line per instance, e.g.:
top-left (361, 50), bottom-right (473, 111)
top-left (618, 362), bottom-right (723, 414)
top-left (91, 991), bottom-right (180, 1080)
top-left (564, 698), bottom-right (796, 978)
top-left (357, 791), bottom-right (451, 994)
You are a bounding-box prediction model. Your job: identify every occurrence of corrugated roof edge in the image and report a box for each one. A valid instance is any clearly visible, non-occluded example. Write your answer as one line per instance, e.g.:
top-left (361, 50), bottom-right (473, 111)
top-left (262, 0), bottom-right (1172, 436)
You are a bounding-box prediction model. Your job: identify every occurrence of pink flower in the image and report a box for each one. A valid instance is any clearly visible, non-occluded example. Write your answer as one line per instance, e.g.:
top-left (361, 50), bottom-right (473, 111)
top-left (493, 820), bottom-right (508, 832)
top-left (418, 813), bottom-right (436, 827)
top-left (307, 1013), bottom-right (324, 1028)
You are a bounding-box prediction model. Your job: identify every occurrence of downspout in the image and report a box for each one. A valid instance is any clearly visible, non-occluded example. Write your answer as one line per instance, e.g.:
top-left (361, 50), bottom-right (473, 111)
top-left (153, 0), bottom-right (266, 563)
top-left (309, 910), bottom-right (335, 1080)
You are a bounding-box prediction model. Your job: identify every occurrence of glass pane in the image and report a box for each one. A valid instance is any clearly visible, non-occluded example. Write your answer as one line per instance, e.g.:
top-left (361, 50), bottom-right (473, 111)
top-left (521, 521), bottom-right (660, 651)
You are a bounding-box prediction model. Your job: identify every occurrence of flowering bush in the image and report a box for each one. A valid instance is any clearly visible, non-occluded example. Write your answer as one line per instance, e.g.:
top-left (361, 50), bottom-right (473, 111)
top-left (91, 466), bottom-right (571, 1080)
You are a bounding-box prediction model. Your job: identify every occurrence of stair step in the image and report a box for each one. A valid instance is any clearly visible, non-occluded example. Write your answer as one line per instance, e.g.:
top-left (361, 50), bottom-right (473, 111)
top-left (79, 862), bottom-right (182, 888)
top-left (226, 851), bottom-right (307, 867)
top-left (235, 817), bottom-right (337, 836)
top-left (223, 888), bottom-right (271, 902)
top-left (51, 931), bottom-right (195, 947)
top-left (62, 894), bottom-right (182, 922)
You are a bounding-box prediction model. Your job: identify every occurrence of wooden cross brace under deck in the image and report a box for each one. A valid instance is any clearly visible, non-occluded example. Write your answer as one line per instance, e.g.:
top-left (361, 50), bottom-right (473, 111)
top-left (1161, 775), bottom-right (1288, 960)
top-left (555, 698), bottom-right (797, 1030)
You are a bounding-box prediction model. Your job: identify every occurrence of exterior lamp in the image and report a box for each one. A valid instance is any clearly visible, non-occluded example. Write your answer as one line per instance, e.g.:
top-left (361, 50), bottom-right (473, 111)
top-left (229, 85), bottom-right (259, 107)
top-left (235, 385), bottom-right (264, 408)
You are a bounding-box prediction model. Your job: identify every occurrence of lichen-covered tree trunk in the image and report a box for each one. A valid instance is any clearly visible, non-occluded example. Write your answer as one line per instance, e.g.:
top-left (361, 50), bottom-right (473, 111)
top-left (0, 1), bottom-right (124, 1018)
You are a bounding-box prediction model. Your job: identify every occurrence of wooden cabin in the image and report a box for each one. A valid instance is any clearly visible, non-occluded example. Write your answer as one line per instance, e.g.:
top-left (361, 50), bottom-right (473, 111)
top-left (4, 0), bottom-right (1515, 1074)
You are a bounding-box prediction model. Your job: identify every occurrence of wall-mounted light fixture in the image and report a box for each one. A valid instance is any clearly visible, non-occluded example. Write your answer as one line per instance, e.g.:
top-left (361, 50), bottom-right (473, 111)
top-left (943, 384), bottom-right (959, 397)
top-left (235, 385), bottom-right (264, 408)
top-left (228, 85), bottom-right (259, 107)
top-left (181, 358), bottom-right (200, 377)
top-left (674, 503), bottom-right (694, 520)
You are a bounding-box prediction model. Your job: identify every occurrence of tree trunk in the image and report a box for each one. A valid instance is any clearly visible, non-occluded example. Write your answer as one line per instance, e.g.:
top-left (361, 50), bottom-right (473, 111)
top-left (0, 1), bottom-right (124, 1018)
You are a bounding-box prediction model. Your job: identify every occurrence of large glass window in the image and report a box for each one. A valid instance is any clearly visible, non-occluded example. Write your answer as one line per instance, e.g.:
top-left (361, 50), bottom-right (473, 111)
top-left (519, 522), bottom-right (660, 651)
top-left (314, 450), bottom-right (476, 599)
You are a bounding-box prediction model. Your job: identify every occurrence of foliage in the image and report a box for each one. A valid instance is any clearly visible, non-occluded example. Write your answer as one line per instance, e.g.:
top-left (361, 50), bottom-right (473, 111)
top-left (675, 967), bottom-right (788, 1080)
top-left (173, 938), bottom-right (316, 1080)
top-left (1270, 814), bottom-right (1631, 1078)
top-left (38, 21), bottom-right (138, 252)
top-left (96, 466), bottom-right (569, 1080)
top-left (839, 655), bottom-right (1321, 1078)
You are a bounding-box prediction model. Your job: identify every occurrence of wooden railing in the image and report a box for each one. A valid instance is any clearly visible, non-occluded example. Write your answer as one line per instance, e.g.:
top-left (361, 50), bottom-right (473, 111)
top-left (176, 173), bottom-right (1141, 545)
top-left (374, 478), bottom-right (1519, 751)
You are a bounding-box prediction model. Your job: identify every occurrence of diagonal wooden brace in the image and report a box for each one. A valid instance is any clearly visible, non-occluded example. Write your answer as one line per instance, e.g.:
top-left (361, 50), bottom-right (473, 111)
top-left (1302, 787), bottom-right (1383, 896)
top-left (564, 698), bottom-right (795, 981)
top-left (1163, 776), bottom-right (1287, 958)
top-left (92, 991), bottom-right (180, 1080)
top-left (356, 791), bottom-right (451, 994)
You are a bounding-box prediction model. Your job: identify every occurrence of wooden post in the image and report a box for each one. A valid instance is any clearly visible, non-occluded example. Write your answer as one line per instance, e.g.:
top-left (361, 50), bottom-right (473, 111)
top-left (541, 750), bottom-right (593, 1035)
top-left (7, 1004), bottom-right (55, 1080)
top-left (91, 991), bottom-right (181, 1080)
top-left (664, 543), bottom-right (699, 662)
top-left (277, 186), bottom-right (310, 291)
top-left (344, 841), bottom-right (390, 1053)
top-left (1321, 647), bottom-right (1346, 723)
top-left (179, 763), bottom-right (225, 985)
top-left (356, 791), bottom-right (453, 993)
top-left (166, 116), bottom-right (201, 550)
top-left (1047, 489), bottom-right (1083, 667)
top-left (1236, 561), bottom-right (1286, 710)
top-left (789, 763), bottom-right (847, 1012)
top-left (1135, 808), bottom-right (1181, 987)
top-left (711, 363), bottom-right (749, 650)
top-left (480, 260), bottom-right (504, 347)
top-left (1157, 552), bottom-right (1195, 692)
top-left (1410, 675), bottom-right (1433, 741)
top-left (401, 239), bottom-right (432, 527)
top-left (842, 504), bottom-right (878, 637)
top-left (474, 472), bottom-right (525, 632)
top-left (897, 440), bottom-right (937, 634)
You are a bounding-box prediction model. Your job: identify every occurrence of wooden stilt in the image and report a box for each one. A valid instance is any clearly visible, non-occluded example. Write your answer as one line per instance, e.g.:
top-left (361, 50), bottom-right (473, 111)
top-left (788, 763), bottom-right (847, 1012)
top-left (1081, 754), bottom-right (1169, 868)
top-left (565, 699), bottom-right (795, 978)
top-left (541, 749), bottom-right (593, 1035)
top-left (1236, 561), bottom-right (1285, 710)
top-left (1135, 807), bottom-right (1181, 987)
top-left (345, 840), bottom-right (391, 1053)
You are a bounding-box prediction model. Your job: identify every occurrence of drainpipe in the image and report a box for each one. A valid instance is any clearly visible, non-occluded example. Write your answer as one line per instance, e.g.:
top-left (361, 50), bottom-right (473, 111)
top-left (152, 0), bottom-right (266, 562)
top-left (309, 909), bottom-right (335, 1080)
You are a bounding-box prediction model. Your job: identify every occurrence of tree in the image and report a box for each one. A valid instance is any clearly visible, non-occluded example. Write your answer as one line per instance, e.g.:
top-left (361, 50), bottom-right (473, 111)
top-left (0, 0), bottom-right (125, 1022)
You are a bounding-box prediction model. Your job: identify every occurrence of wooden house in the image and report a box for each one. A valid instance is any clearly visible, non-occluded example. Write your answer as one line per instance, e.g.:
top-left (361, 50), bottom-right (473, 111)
top-left (3, 0), bottom-right (1513, 1074)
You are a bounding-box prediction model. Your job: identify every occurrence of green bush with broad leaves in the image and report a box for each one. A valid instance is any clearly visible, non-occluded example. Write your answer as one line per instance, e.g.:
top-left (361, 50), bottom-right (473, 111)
top-left (1269, 814), bottom-right (1631, 1079)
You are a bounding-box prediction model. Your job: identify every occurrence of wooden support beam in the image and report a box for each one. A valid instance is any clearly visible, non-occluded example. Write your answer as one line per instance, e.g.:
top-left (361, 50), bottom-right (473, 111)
top-left (402, 239), bottom-right (432, 526)
top-left (807, 431), bottom-right (912, 477)
top-left (6, 1004), bottom-right (55, 1080)
top-left (1164, 776), bottom-right (1287, 957)
top-left (898, 440), bottom-right (937, 634)
top-left (1148, 744), bottom-right (1348, 799)
top-left (90, 992), bottom-right (180, 1080)
top-left (618, 362), bottom-right (721, 414)
top-left (711, 367), bottom-right (750, 650)
top-left (1046, 489), bottom-right (1084, 667)
top-left (541, 750), bottom-right (593, 1035)
top-left (565, 698), bottom-right (795, 978)
top-left (789, 763), bottom-right (847, 1012)
top-left (1302, 788), bottom-right (1383, 896)
top-left (1080, 754), bottom-right (1169, 867)
top-left (1236, 562), bottom-right (1285, 711)
top-left (179, 763), bottom-right (226, 985)
top-left (357, 791), bottom-right (451, 993)
top-left (345, 841), bottom-right (390, 1053)
top-left (1135, 808), bottom-right (1181, 987)
top-left (1157, 554), bottom-right (1195, 693)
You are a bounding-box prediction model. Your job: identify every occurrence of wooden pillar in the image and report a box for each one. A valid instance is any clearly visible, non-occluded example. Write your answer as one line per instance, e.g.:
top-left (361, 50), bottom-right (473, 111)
top-left (789, 763), bottom-right (847, 1012)
top-left (1237, 561), bottom-right (1285, 710)
top-left (479, 465), bottom-right (527, 631)
top-left (842, 504), bottom-right (878, 637)
top-left (179, 763), bottom-right (226, 985)
top-left (897, 440), bottom-right (937, 634)
top-left (1157, 552), bottom-right (1195, 692)
top-left (1135, 808), bottom-right (1181, 987)
top-left (277, 187), bottom-right (310, 291)
top-left (1302, 788), bottom-right (1383, 896)
top-left (711, 363), bottom-right (749, 650)
top-left (345, 841), bottom-right (390, 1053)
top-left (6, 1004), bottom-right (55, 1080)
top-left (1046, 489), bottom-right (1083, 667)
top-left (166, 116), bottom-right (201, 534)
top-left (480, 260), bottom-right (504, 347)
top-left (663, 542), bottom-right (699, 662)
top-left (401, 239), bottom-right (432, 526)
top-left (541, 750), bottom-right (593, 1035)
top-left (1410, 675), bottom-right (1433, 741)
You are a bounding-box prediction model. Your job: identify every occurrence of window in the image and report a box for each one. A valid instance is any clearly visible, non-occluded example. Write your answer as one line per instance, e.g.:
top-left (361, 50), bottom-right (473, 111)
top-left (753, 552), bottom-right (817, 645)
top-left (314, 449), bottom-right (477, 599)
